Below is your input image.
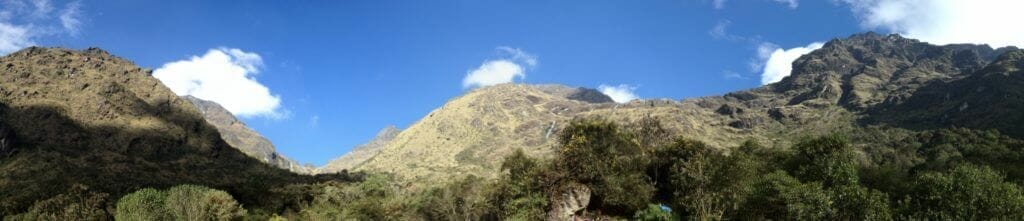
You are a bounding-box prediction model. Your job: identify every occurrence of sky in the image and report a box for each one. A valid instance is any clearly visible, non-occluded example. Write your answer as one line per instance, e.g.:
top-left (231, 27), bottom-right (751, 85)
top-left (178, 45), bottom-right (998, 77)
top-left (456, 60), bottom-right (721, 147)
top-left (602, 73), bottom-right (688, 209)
top-left (2, 0), bottom-right (1022, 166)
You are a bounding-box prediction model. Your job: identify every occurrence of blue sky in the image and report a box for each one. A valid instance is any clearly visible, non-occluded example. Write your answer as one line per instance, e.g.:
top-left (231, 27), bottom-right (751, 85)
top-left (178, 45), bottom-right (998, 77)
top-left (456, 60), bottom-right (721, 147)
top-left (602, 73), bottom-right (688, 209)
top-left (3, 0), bottom-right (1022, 166)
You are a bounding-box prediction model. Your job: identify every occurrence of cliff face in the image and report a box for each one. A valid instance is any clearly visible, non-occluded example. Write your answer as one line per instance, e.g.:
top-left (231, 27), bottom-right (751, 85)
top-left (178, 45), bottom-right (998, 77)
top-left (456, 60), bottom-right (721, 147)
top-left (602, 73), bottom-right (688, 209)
top-left (350, 33), bottom-right (1024, 183)
top-left (183, 96), bottom-right (314, 174)
top-left (0, 47), bottom-right (311, 214)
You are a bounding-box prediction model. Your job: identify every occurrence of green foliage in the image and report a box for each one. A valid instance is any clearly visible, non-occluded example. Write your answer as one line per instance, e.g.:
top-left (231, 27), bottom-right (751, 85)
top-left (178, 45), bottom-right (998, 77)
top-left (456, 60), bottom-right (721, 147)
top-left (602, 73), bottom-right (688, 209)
top-left (5, 185), bottom-right (110, 221)
top-left (900, 164), bottom-right (1024, 220)
top-left (114, 188), bottom-right (168, 221)
top-left (740, 171), bottom-right (833, 220)
top-left (164, 185), bottom-right (246, 221)
top-left (632, 204), bottom-right (677, 221)
top-left (113, 184), bottom-right (245, 221)
top-left (296, 174), bottom-right (415, 220)
top-left (488, 149), bottom-right (548, 220)
top-left (789, 135), bottom-right (860, 187)
top-left (657, 139), bottom-right (730, 219)
top-left (554, 118), bottom-right (654, 214)
top-left (829, 184), bottom-right (892, 220)
top-left (416, 176), bottom-right (491, 220)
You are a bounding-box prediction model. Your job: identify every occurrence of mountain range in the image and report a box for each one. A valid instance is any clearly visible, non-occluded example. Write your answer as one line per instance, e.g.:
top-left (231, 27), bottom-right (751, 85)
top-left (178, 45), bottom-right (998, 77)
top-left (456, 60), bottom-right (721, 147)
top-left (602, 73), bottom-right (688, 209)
top-left (1, 32), bottom-right (1023, 217)
top-left (317, 32), bottom-right (1023, 183)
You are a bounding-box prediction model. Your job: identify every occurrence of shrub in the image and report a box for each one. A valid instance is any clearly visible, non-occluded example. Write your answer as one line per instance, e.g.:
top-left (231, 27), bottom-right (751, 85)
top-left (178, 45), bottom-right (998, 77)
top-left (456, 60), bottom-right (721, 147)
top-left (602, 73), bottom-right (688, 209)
top-left (790, 135), bottom-right (859, 187)
top-left (114, 185), bottom-right (245, 221)
top-left (901, 164), bottom-right (1024, 219)
top-left (115, 188), bottom-right (168, 221)
top-left (6, 184), bottom-right (110, 221)
top-left (633, 204), bottom-right (676, 221)
top-left (164, 185), bottom-right (247, 221)
top-left (740, 171), bottom-right (833, 220)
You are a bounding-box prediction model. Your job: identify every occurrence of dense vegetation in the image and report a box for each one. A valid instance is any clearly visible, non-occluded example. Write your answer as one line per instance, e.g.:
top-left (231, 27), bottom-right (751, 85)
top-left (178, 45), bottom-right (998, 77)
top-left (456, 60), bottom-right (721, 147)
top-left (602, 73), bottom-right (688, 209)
top-left (6, 117), bottom-right (1024, 220)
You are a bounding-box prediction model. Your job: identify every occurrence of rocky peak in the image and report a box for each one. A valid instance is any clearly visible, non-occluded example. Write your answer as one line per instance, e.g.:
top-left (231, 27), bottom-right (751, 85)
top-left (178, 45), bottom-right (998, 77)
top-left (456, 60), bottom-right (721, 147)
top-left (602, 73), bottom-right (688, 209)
top-left (566, 87), bottom-right (615, 103)
top-left (769, 32), bottom-right (1007, 110)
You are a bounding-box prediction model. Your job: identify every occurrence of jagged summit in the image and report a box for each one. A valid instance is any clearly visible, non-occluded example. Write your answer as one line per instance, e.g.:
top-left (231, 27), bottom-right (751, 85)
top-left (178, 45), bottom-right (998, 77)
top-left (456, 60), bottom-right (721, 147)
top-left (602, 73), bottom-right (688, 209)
top-left (757, 33), bottom-right (1012, 110)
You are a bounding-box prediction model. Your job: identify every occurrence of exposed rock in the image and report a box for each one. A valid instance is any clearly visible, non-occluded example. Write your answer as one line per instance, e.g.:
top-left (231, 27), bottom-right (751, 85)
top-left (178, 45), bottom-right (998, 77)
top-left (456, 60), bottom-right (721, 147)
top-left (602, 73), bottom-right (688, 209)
top-left (548, 183), bottom-right (591, 221)
top-left (715, 104), bottom-right (744, 117)
top-left (566, 87), bottom-right (615, 103)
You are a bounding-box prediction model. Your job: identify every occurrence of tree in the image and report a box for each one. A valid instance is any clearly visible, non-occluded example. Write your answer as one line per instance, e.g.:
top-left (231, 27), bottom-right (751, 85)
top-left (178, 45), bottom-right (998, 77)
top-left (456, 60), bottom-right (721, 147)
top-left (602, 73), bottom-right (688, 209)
top-left (7, 184), bottom-right (110, 221)
top-left (790, 135), bottom-right (859, 187)
top-left (115, 188), bottom-right (169, 221)
top-left (901, 164), bottom-right (1024, 219)
top-left (554, 118), bottom-right (654, 215)
top-left (164, 185), bottom-right (247, 221)
top-left (740, 171), bottom-right (833, 220)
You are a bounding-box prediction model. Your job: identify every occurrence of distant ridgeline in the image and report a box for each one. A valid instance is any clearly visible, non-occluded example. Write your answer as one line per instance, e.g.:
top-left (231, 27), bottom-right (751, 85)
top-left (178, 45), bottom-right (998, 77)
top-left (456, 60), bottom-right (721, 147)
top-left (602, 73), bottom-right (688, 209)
top-left (2, 32), bottom-right (1024, 219)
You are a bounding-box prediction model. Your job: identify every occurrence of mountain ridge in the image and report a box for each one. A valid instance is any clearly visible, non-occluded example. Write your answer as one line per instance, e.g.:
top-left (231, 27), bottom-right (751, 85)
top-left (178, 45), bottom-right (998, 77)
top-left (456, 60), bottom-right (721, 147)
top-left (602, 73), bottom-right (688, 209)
top-left (0, 47), bottom-right (325, 215)
top-left (346, 33), bottom-right (1024, 183)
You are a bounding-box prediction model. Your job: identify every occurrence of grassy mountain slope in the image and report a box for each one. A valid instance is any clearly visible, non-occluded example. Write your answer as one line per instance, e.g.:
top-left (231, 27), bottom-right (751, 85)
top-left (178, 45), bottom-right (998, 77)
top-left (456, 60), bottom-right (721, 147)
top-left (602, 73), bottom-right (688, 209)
top-left (0, 47), bottom-right (321, 215)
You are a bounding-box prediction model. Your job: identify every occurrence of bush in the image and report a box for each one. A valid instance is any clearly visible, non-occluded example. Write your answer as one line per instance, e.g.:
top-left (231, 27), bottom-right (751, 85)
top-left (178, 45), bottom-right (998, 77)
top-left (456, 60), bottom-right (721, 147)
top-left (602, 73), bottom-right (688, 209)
top-left (554, 118), bottom-right (654, 214)
top-left (901, 164), bottom-right (1024, 219)
top-left (741, 171), bottom-right (833, 220)
top-left (488, 149), bottom-right (548, 220)
top-left (789, 135), bottom-right (860, 187)
top-left (115, 188), bottom-right (168, 221)
top-left (114, 185), bottom-right (245, 221)
top-left (164, 185), bottom-right (247, 220)
top-left (633, 204), bottom-right (676, 221)
top-left (6, 184), bottom-right (110, 221)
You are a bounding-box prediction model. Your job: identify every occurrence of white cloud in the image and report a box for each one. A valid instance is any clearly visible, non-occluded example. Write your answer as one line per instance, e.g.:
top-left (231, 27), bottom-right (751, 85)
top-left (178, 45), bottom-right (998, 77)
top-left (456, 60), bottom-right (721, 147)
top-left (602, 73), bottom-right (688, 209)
top-left (758, 42), bottom-right (824, 85)
top-left (496, 46), bottom-right (537, 67)
top-left (838, 0), bottom-right (1024, 48)
top-left (153, 48), bottom-right (286, 119)
top-left (0, 0), bottom-right (85, 55)
top-left (462, 60), bottom-right (524, 88)
top-left (462, 47), bottom-right (536, 89)
top-left (598, 84), bottom-right (639, 103)
top-left (58, 1), bottom-right (81, 36)
top-left (774, 0), bottom-right (799, 8)
top-left (0, 23), bottom-right (33, 54)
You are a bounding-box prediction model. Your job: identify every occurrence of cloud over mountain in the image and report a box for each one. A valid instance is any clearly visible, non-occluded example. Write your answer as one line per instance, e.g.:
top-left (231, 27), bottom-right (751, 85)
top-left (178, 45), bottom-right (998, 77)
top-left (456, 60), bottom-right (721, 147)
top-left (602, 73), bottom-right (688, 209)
top-left (598, 84), bottom-right (639, 103)
top-left (462, 47), bottom-right (536, 89)
top-left (153, 48), bottom-right (285, 119)
top-left (839, 0), bottom-right (1024, 47)
top-left (757, 42), bottom-right (824, 85)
